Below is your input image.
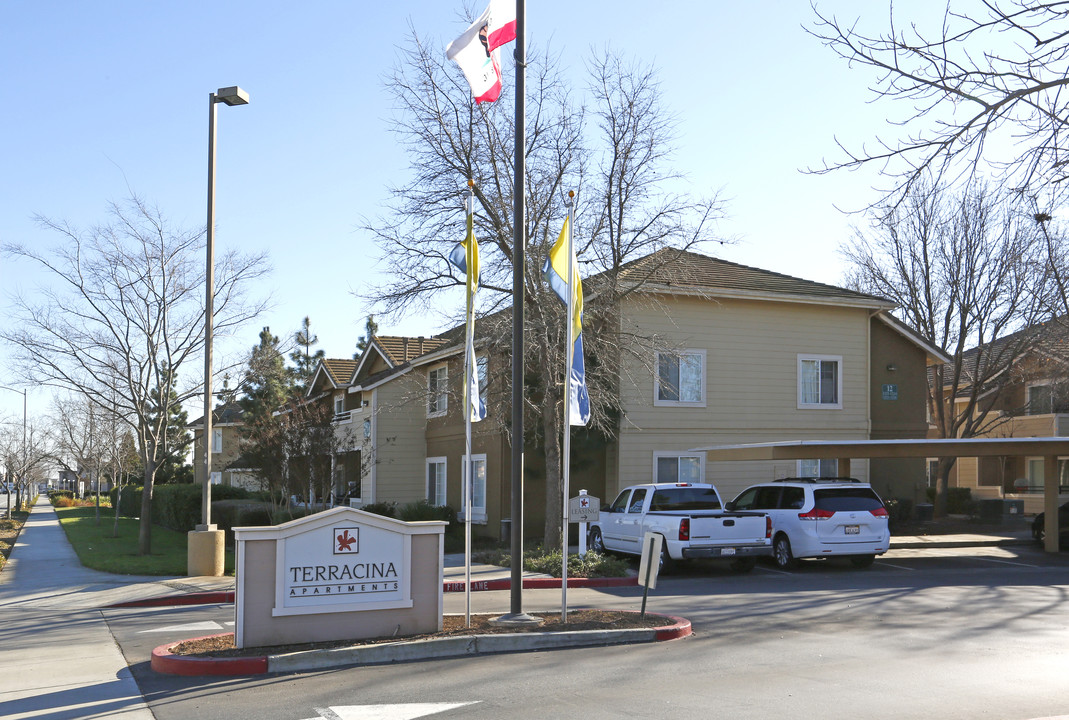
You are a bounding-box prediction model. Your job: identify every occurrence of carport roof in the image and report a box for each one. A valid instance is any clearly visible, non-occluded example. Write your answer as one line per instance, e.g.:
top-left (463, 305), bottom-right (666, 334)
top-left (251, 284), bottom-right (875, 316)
top-left (691, 437), bottom-right (1069, 460)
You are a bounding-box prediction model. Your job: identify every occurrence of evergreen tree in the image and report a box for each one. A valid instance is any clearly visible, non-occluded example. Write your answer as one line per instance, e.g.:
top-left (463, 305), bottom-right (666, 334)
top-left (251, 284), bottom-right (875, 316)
top-left (290, 316), bottom-right (325, 387)
top-left (354, 315), bottom-right (379, 359)
top-left (146, 368), bottom-right (193, 484)
top-left (239, 327), bottom-right (298, 500)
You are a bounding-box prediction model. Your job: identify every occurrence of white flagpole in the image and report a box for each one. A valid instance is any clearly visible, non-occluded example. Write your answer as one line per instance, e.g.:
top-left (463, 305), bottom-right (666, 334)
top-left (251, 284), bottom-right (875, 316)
top-left (464, 180), bottom-right (475, 627)
top-left (561, 190), bottom-right (575, 622)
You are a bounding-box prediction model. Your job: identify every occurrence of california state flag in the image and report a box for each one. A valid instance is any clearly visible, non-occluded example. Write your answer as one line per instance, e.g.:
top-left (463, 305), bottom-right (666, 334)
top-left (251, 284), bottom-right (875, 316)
top-left (446, 0), bottom-right (517, 104)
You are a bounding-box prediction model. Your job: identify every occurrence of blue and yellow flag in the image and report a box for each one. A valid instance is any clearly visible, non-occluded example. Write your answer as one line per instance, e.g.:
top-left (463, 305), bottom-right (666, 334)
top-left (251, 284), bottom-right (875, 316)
top-left (542, 217), bottom-right (591, 426)
top-left (449, 197), bottom-right (486, 422)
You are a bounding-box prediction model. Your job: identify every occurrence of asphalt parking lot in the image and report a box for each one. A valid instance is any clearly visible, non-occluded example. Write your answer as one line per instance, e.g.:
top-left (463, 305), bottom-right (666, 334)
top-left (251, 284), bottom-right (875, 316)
top-left (103, 541), bottom-right (1069, 720)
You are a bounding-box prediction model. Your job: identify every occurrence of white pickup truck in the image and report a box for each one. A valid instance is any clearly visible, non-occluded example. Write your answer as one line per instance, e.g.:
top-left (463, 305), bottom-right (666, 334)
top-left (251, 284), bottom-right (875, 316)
top-left (588, 483), bottom-right (772, 572)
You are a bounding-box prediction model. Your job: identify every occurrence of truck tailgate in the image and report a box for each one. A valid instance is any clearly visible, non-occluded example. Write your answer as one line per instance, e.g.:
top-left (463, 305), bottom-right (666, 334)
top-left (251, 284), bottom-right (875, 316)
top-left (688, 513), bottom-right (768, 545)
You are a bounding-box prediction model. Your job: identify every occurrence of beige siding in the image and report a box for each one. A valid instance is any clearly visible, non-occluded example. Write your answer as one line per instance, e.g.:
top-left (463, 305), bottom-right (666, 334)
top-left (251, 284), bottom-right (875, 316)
top-left (614, 294), bottom-right (873, 500)
top-left (368, 374), bottom-right (429, 505)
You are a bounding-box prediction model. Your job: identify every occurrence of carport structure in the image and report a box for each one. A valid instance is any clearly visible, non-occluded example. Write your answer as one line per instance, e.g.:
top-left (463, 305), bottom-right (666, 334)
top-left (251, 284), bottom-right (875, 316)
top-left (692, 437), bottom-right (1068, 553)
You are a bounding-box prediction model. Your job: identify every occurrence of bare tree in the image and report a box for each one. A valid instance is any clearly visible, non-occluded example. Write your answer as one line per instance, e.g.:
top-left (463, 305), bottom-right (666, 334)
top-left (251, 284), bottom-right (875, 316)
top-left (363, 34), bottom-right (725, 547)
top-left (843, 179), bottom-right (1050, 515)
top-left (809, 1), bottom-right (1069, 207)
top-left (2, 196), bottom-right (269, 554)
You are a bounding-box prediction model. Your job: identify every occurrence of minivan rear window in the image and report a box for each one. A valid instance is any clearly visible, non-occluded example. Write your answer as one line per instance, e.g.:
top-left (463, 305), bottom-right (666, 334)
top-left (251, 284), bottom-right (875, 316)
top-left (813, 488), bottom-right (884, 512)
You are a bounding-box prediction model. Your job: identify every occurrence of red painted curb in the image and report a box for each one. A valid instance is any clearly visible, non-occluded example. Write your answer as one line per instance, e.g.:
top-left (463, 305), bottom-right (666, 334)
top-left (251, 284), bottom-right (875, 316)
top-left (151, 634), bottom-right (267, 676)
top-left (442, 576), bottom-right (636, 592)
top-left (151, 612), bottom-right (689, 676)
top-left (108, 591), bottom-right (235, 608)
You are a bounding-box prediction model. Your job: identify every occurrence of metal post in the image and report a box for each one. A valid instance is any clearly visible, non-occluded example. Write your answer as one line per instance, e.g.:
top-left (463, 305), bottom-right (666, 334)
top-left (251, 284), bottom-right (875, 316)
top-left (507, 0), bottom-right (529, 620)
top-left (201, 91), bottom-right (218, 531)
top-left (561, 193), bottom-right (575, 622)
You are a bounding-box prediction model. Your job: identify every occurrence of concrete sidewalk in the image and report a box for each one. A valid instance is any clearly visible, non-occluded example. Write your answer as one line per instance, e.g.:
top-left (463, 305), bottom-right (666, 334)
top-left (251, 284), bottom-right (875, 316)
top-left (0, 496), bottom-right (228, 720)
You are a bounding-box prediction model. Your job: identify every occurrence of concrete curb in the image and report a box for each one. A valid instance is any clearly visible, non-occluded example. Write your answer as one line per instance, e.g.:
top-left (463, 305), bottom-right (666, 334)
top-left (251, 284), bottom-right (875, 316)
top-left (151, 612), bottom-right (691, 677)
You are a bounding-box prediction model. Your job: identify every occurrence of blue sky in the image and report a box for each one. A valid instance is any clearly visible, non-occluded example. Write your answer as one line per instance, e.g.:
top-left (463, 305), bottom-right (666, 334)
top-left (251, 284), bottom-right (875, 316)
top-left (0, 1), bottom-right (913, 420)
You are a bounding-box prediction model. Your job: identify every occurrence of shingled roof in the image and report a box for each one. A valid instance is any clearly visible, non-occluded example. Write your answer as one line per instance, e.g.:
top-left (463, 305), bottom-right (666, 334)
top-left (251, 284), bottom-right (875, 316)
top-left (374, 335), bottom-right (452, 366)
top-left (613, 247), bottom-right (892, 305)
top-left (321, 358), bottom-right (358, 387)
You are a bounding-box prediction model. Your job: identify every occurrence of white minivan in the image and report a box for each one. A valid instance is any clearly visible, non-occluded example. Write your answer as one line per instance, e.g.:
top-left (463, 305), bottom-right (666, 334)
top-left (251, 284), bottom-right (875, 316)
top-left (727, 478), bottom-right (890, 569)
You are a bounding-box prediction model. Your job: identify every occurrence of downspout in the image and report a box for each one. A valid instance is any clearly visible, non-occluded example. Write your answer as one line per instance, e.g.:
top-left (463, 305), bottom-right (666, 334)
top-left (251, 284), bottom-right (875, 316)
top-left (369, 387), bottom-right (378, 504)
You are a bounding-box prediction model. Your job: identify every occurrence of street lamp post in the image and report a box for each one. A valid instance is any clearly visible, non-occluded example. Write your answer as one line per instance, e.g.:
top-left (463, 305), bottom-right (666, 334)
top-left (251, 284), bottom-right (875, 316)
top-left (190, 85), bottom-right (248, 577)
top-left (0, 385), bottom-right (27, 519)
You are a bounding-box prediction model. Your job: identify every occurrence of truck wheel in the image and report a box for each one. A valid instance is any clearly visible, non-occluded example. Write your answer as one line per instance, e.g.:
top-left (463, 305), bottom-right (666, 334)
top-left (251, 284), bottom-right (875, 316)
top-left (590, 527), bottom-right (606, 554)
top-left (730, 557), bottom-right (757, 572)
top-left (849, 554), bottom-right (875, 569)
top-left (773, 535), bottom-right (797, 570)
top-left (658, 539), bottom-right (675, 575)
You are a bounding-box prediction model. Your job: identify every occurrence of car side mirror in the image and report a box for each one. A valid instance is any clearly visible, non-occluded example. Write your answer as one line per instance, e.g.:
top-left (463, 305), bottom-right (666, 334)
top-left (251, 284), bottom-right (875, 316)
top-left (724, 500), bottom-right (736, 511)
top-left (601, 504), bottom-right (611, 513)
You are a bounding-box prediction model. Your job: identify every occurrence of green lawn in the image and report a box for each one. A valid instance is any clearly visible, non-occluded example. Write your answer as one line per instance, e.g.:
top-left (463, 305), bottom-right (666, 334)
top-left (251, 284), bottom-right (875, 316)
top-left (55, 506), bottom-right (235, 576)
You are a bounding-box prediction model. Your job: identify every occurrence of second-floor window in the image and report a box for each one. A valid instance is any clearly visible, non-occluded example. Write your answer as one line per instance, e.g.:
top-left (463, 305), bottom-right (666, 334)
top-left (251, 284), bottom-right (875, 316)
top-left (477, 355), bottom-right (489, 411)
top-left (798, 355), bottom-right (842, 409)
top-left (334, 394), bottom-right (345, 415)
top-left (1027, 383), bottom-right (1069, 414)
top-left (428, 365), bottom-right (448, 417)
top-left (212, 428), bottom-right (222, 454)
top-left (655, 350), bottom-right (705, 406)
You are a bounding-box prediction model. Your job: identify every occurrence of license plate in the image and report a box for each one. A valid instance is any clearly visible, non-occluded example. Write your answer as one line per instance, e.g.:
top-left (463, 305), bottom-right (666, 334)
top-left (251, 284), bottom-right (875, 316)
top-left (721, 547), bottom-right (736, 556)
top-left (845, 525), bottom-right (860, 535)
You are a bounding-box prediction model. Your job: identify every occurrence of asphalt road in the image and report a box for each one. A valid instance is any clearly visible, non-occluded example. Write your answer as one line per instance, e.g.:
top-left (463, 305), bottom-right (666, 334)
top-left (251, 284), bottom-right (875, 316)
top-left (108, 544), bottom-right (1069, 720)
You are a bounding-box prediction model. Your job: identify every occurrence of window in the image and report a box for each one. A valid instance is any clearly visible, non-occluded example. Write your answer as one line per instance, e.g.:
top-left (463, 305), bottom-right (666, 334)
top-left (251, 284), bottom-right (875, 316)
top-left (334, 394), bottom-right (345, 415)
top-left (1026, 384), bottom-right (1069, 414)
top-left (798, 355), bottom-right (842, 408)
top-left (655, 350), bottom-right (705, 406)
top-left (799, 458), bottom-right (838, 478)
top-left (363, 417), bottom-right (371, 440)
top-left (212, 428), bottom-right (222, 454)
top-left (210, 472), bottom-right (221, 486)
top-left (627, 488), bottom-right (648, 513)
top-left (460, 453), bottom-right (487, 523)
top-left (426, 457), bottom-right (446, 506)
top-left (428, 365), bottom-right (448, 417)
top-left (654, 452), bottom-right (704, 484)
top-left (608, 490), bottom-right (631, 513)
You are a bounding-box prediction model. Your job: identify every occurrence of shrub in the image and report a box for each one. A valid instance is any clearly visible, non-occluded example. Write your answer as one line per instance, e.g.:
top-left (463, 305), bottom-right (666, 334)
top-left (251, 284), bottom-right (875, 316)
top-left (360, 501), bottom-right (398, 518)
top-left (884, 497), bottom-right (914, 529)
top-left (926, 486), bottom-right (975, 515)
top-left (474, 546), bottom-right (631, 578)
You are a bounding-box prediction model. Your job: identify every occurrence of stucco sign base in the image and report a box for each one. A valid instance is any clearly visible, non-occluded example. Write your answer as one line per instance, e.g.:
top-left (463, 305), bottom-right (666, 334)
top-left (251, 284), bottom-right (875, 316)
top-left (233, 507), bottom-right (445, 649)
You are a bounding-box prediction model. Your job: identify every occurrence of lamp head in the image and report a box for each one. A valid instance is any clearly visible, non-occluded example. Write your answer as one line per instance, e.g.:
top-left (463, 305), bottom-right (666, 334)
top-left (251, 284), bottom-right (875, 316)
top-left (215, 86), bottom-right (250, 106)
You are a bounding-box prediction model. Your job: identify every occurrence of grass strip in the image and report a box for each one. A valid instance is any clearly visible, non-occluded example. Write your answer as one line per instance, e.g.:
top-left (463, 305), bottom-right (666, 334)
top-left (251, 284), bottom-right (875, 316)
top-left (55, 506), bottom-right (235, 575)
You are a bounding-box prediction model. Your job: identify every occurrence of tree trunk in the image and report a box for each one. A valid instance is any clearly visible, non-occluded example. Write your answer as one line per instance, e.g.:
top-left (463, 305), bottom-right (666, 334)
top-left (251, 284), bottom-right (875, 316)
top-left (138, 456), bottom-right (157, 555)
top-left (934, 457), bottom-right (955, 519)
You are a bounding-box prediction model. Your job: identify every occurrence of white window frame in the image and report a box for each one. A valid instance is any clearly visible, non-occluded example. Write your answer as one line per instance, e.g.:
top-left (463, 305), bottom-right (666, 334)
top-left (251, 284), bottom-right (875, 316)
top-left (334, 393), bottom-right (345, 415)
top-left (798, 354), bottom-right (843, 409)
top-left (427, 364), bottom-right (448, 418)
top-left (653, 451), bottom-right (705, 484)
top-left (798, 458), bottom-right (839, 478)
top-left (426, 457), bottom-right (447, 506)
top-left (210, 471), bottom-right (222, 486)
top-left (211, 428), bottom-right (223, 454)
top-left (459, 453), bottom-right (487, 524)
top-left (654, 349), bottom-right (706, 407)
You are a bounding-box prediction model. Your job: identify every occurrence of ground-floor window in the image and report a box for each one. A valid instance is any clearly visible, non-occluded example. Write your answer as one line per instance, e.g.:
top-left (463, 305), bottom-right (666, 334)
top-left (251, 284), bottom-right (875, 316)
top-left (798, 458), bottom-right (838, 478)
top-left (426, 457), bottom-right (446, 506)
top-left (459, 453), bottom-right (487, 523)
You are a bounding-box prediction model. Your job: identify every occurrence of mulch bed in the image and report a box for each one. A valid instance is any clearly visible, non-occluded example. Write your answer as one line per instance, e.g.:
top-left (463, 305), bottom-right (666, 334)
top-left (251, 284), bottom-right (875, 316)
top-left (0, 513), bottom-right (27, 572)
top-left (171, 609), bottom-right (669, 658)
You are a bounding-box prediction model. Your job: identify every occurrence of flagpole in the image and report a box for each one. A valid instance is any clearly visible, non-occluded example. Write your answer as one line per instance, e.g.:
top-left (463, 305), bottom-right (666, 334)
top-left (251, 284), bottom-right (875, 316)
top-left (561, 191), bottom-right (575, 622)
top-left (464, 179), bottom-right (475, 627)
top-left (503, 0), bottom-right (536, 625)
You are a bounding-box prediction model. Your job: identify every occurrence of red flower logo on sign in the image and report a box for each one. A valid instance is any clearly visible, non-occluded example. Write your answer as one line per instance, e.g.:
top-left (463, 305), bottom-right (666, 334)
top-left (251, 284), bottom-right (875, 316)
top-left (336, 529), bottom-right (357, 553)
